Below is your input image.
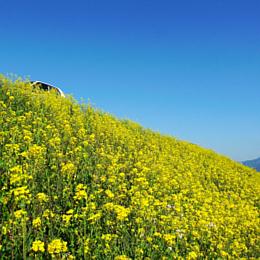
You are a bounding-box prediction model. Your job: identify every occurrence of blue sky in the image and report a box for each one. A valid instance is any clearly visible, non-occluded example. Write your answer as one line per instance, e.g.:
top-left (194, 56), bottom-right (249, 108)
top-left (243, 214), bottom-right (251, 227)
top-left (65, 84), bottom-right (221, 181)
top-left (1, 0), bottom-right (259, 161)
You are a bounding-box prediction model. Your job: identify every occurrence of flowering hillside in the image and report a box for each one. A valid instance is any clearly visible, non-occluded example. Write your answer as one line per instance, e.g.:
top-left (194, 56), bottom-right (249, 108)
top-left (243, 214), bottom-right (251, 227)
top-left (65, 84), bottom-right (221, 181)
top-left (0, 77), bottom-right (259, 259)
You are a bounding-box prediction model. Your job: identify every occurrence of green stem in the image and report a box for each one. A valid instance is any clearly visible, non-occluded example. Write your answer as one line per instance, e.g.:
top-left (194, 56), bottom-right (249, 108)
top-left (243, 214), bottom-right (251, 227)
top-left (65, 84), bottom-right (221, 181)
top-left (22, 219), bottom-right (27, 260)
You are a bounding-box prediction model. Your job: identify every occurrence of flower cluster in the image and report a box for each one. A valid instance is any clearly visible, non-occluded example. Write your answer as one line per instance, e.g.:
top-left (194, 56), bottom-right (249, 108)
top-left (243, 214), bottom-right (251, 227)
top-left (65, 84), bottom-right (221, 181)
top-left (32, 240), bottom-right (45, 253)
top-left (48, 239), bottom-right (68, 255)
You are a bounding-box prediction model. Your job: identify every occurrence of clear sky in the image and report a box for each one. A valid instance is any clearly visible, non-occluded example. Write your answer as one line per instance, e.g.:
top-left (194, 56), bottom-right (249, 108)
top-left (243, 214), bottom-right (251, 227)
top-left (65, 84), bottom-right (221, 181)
top-left (1, 0), bottom-right (259, 161)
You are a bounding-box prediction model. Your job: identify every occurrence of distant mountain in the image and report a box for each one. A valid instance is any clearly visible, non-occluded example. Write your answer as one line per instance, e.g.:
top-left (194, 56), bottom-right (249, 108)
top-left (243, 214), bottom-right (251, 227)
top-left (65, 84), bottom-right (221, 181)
top-left (242, 157), bottom-right (260, 171)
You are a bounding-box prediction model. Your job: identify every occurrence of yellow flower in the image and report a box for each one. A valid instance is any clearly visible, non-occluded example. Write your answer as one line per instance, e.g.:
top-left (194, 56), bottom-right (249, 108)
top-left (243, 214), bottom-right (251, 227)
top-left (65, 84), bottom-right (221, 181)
top-left (12, 186), bottom-right (30, 199)
top-left (115, 255), bottom-right (131, 260)
top-left (32, 217), bottom-right (41, 228)
top-left (73, 184), bottom-right (87, 201)
top-left (163, 234), bottom-right (175, 246)
top-left (154, 232), bottom-right (162, 238)
top-left (105, 189), bottom-right (114, 198)
top-left (66, 209), bottom-right (74, 215)
top-left (2, 226), bottom-right (7, 235)
top-left (43, 209), bottom-right (55, 219)
top-left (48, 137), bottom-right (61, 147)
top-left (10, 173), bottom-right (32, 185)
top-left (113, 205), bottom-right (130, 221)
top-left (84, 238), bottom-right (90, 254)
top-left (101, 234), bottom-right (112, 242)
top-left (32, 240), bottom-right (45, 252)
top-left (89, 133), bottom-right (95, 141)
top-left (28, 144), bottom-right (45, 157)
top-left (36, 192), bottom-right (49, 203)
top-left (62, 214), bottom-right (73, 225)
top-left (14, 209), bottom-right (27, 219)
top-left (220, 250), bottom-right (228, 257)
top-left (61, 162), bottom-right (76, 177)
top-left (146, 236), bottom-right (152, 243)
top-left (9, 95), bottom-right (14, 101)
top-left (87, 212), bottom-right (102, 224)
top-left (48, 239), bottom-right (67, 255)
top-left (187, 251), bottom-right (198, 259)
top-left (100, 175), bottom-right (106, 182)
top-left (135, 248), bottom-right (144, 255)
top-left (10, 165), bottom-right (23, 174)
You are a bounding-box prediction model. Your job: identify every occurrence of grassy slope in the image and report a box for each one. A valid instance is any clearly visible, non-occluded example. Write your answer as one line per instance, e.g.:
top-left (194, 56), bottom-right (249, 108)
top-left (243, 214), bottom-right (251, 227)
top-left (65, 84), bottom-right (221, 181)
top-left (0, 77), bottom-right (259, 259)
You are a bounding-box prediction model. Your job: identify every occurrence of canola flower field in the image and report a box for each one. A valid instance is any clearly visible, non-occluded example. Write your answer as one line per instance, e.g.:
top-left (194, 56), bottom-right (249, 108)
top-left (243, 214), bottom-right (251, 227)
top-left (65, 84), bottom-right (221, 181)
top-left (0, 76), bottom-right (259, 259)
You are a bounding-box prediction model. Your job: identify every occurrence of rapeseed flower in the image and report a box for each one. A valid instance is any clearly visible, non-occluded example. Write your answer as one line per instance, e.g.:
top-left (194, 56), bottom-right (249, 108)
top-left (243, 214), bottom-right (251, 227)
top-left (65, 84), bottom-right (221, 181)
top-left (115, 255), bottom-right (131, 260)
top-left (12, 186), bottom-right (30, 200)
top-left (113, 205), bottom-right (131, 221)
top-left (32, 240), bottom-right (45, 252)
top-left (14, 209), bottom-right (27, 219)
top-left (36, 192), bottom-right (49, 202)
top-left (84, 238), bottom-right (90, 254)
top-left (48, 239), bottom-right (68, 255)
top-left (61, 162), bottom-right (76, 177)
top-left (105, 189), bottom-right (114, 198)
top-left (73, 183), bottom-right (87, 201)
top-left (32, 217), bottom-right (41, 229)
top-left (87, 212), bottom-right (102, 224)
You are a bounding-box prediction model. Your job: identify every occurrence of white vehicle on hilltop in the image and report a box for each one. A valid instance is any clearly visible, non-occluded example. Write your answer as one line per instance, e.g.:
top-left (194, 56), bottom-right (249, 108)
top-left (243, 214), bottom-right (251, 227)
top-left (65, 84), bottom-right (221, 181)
top-left (30, 81), bottom-right (65, 97)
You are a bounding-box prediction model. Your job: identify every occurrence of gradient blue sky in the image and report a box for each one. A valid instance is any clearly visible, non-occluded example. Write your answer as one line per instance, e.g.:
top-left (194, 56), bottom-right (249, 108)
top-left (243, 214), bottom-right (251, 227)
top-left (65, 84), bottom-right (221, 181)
top-left (1, 0), bottom-right (259, 161)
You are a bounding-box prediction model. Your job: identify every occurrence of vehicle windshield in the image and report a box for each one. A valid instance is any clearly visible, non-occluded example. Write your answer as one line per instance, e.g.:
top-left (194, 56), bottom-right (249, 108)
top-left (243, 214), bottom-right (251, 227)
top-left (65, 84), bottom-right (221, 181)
top-left (31, 82), bottom-right (52, 91)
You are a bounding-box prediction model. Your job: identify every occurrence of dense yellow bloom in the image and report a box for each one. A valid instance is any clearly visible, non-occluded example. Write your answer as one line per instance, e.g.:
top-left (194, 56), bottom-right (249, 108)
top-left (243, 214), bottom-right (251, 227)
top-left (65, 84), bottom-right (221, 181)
top-left (48, 239), bottom-right (68, 255)
top-left (32, 240), bottom-right (45, 252)
top-left (113, 205), bottom-right (131, 221)
top-left (10, 165), bottom-right (23, 174)
top-left (28, 144), bottom-right (45, 157)
top-left (163, 234), bottom-right (175, 245)
top-left (11, 186), bottom-right (30, 201)
top-left (48, 137), bottom-right (61, 147)
top-left (10, 172), bottom-right (32, 185)
top-left (0, 77), bottom-right (259, 259)
top-left (10, 174), bottom-right (22, 185)
top-left (74, 189), bottom-right (87, 200)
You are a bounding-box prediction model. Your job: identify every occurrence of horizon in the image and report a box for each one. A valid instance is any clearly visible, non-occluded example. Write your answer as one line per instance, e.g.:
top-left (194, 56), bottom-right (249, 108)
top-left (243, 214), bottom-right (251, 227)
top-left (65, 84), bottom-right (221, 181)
top-left (1, 0), bottom-right (259, 161)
